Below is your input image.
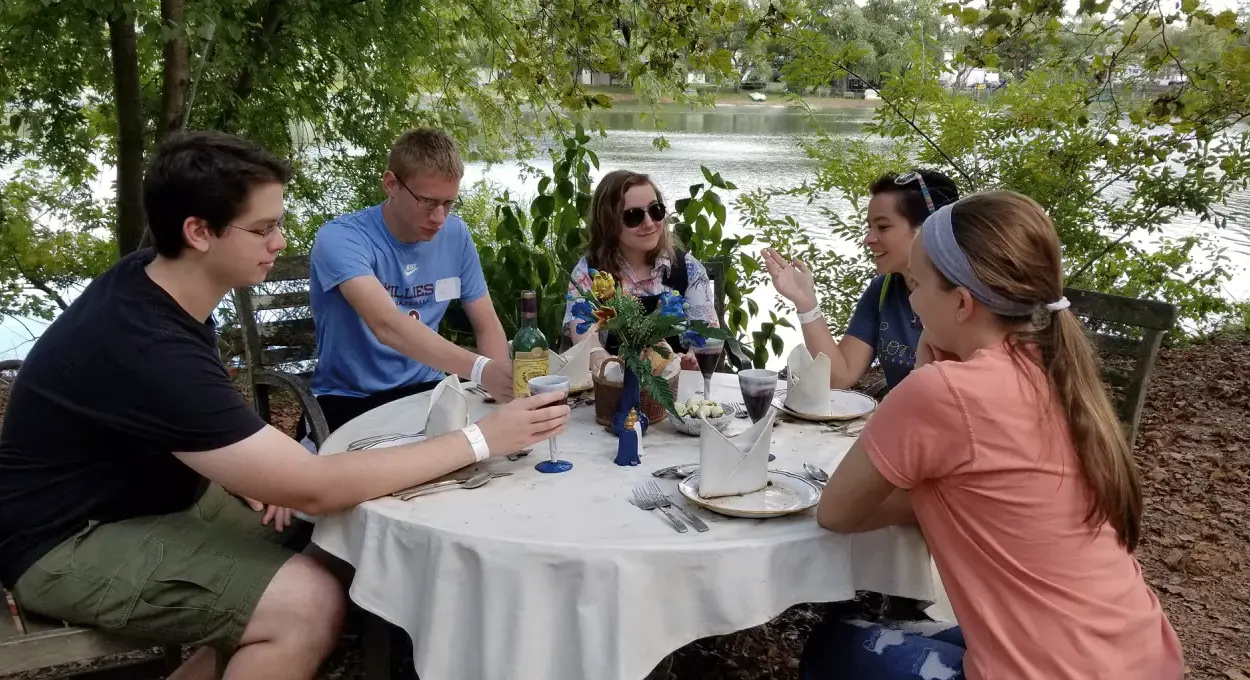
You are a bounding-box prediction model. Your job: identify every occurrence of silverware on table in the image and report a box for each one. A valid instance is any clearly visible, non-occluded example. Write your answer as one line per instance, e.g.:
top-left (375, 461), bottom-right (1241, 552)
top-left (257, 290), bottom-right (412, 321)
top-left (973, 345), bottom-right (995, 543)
top-left (651, 463), bottom-right (698, 479)
top-left (631, 485), bottom-right (687, 533)
top-left (644, 481), bottom-right (708, 532)
top-left (348, 431), bottom-right (426, 451)
top-left (822, 420), bottom-right (866, 436)
top-left (802, 462), bottom-right (829, 488)
top-left (506, 448), bottom-right (533, 461)
top-left (393, 471), bottom-right (512, 500)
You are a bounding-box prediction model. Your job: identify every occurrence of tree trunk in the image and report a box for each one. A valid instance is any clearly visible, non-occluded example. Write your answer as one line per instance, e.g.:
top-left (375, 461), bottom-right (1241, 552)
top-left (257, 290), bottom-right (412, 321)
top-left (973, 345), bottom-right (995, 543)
top-left (158, 0), bottom-right (189, 142)
top-left (108, 2), bottom-right (146, 256)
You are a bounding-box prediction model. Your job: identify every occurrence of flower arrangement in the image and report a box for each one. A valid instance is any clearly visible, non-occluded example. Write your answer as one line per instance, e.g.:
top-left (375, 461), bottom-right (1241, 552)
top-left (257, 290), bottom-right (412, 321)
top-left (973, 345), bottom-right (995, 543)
top-left (568, 269), bottom-right (730, 417)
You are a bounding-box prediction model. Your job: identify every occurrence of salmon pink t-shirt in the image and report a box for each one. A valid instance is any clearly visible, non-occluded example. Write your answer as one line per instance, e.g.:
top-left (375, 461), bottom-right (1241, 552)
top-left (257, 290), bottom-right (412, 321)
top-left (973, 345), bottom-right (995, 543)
top-left (860, 345), bottom-right (1183, 680)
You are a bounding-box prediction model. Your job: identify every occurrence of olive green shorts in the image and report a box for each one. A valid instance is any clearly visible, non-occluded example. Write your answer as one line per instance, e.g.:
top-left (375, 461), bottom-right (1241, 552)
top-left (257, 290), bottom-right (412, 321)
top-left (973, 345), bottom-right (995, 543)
top-left (12, 485), bottom-right (310, 651)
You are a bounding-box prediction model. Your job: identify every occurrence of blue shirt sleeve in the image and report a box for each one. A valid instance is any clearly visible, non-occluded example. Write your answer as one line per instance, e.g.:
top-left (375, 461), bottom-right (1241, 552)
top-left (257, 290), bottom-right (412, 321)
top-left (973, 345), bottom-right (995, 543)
top-left (845, 275), bottom-right (884, 350)
top-left (310, 220), bottom-right (375, 293)
top-left (455, 219), bottom-right (488, 304)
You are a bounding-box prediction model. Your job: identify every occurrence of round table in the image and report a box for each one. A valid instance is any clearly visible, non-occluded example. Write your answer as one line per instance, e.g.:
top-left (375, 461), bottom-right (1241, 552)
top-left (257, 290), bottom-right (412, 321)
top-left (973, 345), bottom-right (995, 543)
top-left (310, 371), bottom-right (934, 680)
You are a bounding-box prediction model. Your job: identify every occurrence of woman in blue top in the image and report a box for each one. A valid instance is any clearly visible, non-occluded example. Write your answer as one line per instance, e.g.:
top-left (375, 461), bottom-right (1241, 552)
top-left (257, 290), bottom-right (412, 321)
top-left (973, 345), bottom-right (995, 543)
top-left (763, 169), bottom-right (960, 390)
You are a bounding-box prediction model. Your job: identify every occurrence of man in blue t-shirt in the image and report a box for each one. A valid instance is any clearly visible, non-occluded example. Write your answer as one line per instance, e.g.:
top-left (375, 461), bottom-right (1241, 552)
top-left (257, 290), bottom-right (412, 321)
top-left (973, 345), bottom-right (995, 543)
top-left (308, 128), bottom-right (513, 433)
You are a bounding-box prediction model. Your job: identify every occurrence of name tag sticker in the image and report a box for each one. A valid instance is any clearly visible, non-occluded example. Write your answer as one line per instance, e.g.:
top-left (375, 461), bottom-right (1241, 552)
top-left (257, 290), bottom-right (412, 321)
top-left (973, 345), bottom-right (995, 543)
top-left (435, 277), bottom-right (462, 302)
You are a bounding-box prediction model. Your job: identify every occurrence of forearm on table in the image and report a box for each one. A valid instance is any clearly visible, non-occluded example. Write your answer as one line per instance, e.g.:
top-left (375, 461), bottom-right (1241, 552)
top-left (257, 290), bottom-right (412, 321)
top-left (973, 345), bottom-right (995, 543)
top-left (296, 433), bottom-right (477, 514)
top-left (845, 490), bottom-right (916, 533)
top-left (375, 313), bottom-right (481, 378)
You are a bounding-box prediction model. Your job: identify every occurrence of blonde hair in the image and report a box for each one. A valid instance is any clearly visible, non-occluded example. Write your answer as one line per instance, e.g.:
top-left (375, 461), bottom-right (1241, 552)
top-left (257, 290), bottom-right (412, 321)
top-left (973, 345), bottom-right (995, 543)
top-left (943, 191), bottom-right (1142, 550)
top-left (387, 128), bottom-right (464, 181)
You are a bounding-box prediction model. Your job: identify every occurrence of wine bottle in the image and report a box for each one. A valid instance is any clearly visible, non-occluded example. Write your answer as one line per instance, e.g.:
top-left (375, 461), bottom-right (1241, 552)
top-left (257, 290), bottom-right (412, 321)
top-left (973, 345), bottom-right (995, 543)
top-left (512, 290), bottom-right (550, 398)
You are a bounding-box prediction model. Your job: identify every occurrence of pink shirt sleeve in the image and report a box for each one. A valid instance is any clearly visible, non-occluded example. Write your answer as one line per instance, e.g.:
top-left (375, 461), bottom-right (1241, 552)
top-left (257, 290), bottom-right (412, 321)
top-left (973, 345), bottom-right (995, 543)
top-left (859, 364), bottom-right (976, 489)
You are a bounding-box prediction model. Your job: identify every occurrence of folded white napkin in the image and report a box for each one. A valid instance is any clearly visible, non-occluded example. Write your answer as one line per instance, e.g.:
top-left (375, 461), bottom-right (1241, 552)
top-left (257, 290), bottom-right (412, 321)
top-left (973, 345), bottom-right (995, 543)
top-left (426, 374), bottom-right (470, 438)
top-left (784, 344), bottom-right (832, 416)
top-left (697, 407), bottom-right (776, 498)
top-left (549, 340), bottom-right (594, 388)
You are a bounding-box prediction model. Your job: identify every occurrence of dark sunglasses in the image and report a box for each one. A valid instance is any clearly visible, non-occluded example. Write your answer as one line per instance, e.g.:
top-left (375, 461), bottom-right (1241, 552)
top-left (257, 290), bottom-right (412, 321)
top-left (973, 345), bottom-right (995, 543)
top-left (894, 170), bottom-right (936, 214)
top-left (622, 201), bottom-right (666, 229)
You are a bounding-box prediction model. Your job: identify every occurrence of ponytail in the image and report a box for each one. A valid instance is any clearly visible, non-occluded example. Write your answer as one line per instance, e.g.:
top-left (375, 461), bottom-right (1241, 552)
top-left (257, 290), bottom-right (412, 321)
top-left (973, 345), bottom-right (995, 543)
top-left (1018, 309), bottom-right (1142, 551)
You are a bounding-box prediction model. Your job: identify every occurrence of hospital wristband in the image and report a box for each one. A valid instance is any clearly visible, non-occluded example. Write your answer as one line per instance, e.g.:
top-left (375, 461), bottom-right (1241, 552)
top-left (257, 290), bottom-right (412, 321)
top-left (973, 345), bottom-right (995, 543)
top-left (797, 306), bottom-right (824, 324)
top-left (470, 356), bottom-right (491, 386)
top-left (461, 424), bottom-right (490, 462)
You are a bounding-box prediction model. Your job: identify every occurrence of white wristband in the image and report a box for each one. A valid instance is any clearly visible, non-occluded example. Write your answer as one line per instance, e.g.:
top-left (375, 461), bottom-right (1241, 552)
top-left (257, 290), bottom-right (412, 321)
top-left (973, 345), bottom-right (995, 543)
top-left (461, 424), bottom-right (490, 462)
top-left (797, 306), bottom-right (824, 324)
top-left (470, 356), bottom-right (491, 386)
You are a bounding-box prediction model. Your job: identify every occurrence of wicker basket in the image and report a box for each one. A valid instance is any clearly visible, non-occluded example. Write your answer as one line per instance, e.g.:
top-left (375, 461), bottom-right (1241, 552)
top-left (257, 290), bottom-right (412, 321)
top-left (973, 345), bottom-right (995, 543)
top-left (592, 357), bottom-right (678, 428)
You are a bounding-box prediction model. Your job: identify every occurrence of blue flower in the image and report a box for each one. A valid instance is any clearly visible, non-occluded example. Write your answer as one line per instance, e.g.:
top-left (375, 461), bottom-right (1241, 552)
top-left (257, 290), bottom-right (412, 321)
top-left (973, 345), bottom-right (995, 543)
top-left (570, 299), bottom-right (594, 322)
top-left (681, 329), bottom-right (707, 348)
top-left (658, 291), bottom-right (687, 319)
top-left (576, 320), bottom-right (592, 335)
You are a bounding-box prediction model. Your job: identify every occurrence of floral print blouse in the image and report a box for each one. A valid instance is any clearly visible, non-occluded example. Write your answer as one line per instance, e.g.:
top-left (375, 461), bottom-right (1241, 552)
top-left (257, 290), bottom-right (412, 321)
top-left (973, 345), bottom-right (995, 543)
top-left (562, 253), bottom-right (719, 335)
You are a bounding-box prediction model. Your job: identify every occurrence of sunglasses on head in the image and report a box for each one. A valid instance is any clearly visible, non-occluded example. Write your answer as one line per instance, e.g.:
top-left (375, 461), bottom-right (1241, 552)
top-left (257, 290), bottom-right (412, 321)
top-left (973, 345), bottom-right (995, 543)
top-left (894, 170), bottom-right (937, 215)
top-left (622, 201), bottom-right (666, 229)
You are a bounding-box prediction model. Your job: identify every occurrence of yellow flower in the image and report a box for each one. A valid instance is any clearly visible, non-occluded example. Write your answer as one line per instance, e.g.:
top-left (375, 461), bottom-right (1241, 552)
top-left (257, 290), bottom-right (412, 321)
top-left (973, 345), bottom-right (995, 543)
top-left (591, 271), bottom-right (616, 301)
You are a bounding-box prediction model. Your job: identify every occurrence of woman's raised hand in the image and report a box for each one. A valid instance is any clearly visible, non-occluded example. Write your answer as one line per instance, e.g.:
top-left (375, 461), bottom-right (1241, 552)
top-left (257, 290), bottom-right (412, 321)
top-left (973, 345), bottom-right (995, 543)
top-left (762, 247), bottom-right (818, 312)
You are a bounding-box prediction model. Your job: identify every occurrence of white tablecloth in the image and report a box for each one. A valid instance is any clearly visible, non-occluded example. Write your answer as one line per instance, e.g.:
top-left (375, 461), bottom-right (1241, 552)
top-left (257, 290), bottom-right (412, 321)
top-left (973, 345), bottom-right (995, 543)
top-left (311, 371), bottom-right (934, 680)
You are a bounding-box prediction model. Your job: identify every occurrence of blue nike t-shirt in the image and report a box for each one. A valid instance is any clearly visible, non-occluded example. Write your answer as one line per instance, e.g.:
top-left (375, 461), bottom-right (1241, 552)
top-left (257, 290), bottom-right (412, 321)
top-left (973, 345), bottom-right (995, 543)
top-left (845, 274), bottom-right (923, 389)
top-left (308, 204), bottom-right (487, 398)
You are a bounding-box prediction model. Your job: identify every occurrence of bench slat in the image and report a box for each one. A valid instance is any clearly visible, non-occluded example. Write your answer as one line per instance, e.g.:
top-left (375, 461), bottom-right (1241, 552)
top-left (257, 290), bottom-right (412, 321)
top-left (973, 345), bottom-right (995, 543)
top-left (253, 291), bottom-right (310, 311)
top-left (0, 627), bottom-right (158, 675)
top-left (268, 256), bottom-right (310, 282)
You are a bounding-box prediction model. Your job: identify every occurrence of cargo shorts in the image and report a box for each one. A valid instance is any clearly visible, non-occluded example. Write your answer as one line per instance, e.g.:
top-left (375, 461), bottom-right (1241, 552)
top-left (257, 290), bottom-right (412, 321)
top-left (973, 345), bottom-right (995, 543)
top-left (11, 485), bottom-right (311, 651)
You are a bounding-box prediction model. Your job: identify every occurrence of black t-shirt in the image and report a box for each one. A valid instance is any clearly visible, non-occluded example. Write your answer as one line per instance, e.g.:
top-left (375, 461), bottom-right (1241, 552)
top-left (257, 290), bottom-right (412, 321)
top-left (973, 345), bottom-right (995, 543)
top-left (0, 249), bottom-right (266, 587)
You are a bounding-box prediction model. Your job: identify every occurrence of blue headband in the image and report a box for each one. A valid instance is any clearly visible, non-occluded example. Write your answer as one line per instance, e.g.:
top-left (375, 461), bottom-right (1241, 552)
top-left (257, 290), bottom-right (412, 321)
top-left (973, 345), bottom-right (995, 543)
top-left (921, 204), bottom-right (1054, 317)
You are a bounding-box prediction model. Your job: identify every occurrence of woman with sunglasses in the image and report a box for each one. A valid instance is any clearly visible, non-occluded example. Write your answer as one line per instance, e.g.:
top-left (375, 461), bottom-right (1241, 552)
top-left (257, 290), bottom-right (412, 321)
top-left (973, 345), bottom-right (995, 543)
top-left (763, 169), bottom-right (960, 391)
top-left (563, 170), bottom-right (719, 369)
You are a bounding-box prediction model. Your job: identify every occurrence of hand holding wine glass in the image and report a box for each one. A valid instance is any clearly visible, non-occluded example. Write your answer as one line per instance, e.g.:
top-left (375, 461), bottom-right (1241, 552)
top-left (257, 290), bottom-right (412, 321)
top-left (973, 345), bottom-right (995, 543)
top-left (527, 375), bottom-right (573, 473)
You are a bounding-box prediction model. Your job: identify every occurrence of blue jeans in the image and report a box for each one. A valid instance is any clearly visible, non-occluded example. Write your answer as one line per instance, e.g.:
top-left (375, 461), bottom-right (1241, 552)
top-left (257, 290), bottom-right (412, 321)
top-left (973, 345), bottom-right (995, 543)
top-left (800, 619), bottom-right (966, 680)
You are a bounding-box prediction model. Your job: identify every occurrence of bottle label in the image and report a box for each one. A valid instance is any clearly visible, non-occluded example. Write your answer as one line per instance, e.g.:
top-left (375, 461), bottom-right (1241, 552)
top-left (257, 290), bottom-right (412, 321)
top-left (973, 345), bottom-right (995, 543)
top-left (513, 348), bottom-right (550, 398)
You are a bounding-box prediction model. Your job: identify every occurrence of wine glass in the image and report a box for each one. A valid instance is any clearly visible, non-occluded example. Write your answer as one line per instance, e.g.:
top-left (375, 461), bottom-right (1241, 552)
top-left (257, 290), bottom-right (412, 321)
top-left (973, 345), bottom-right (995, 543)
top-left (692, 338), bottom-right (725, 398)
top-left (738, 369), bottom-right (779, 423)
top-left (528, 375), bottom-right (573, 473)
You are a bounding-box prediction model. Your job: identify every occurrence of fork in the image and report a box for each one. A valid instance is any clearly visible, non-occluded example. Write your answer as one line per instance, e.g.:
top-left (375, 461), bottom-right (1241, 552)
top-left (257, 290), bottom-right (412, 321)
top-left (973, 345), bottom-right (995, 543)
top-left (347, 431), bottom-right (426, 451)
top-left (645, 481), bottom-right (708, 532)
top-left (632, 486), bottom-right (687, 533)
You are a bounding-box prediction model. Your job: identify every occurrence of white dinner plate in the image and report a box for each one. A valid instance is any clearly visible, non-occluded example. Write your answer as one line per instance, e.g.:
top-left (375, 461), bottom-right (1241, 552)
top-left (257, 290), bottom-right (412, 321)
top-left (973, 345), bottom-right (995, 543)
top-left (772, 388), bottom-right (877, 422)
top-left (678, 470), bottom-right (822, 519)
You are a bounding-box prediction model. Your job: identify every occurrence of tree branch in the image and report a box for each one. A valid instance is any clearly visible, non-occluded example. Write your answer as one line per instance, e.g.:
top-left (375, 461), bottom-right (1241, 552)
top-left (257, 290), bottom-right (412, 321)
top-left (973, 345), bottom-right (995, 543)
top-left (10, 255), bottom-right (69, 312)
top-left (215, 0), bottom-right (286, 132)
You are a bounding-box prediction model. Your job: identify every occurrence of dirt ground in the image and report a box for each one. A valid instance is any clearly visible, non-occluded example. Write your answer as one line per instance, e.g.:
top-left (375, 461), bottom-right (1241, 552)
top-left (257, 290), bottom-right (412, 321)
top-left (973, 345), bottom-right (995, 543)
top-left (1, 331), bottom-right (1247, 679)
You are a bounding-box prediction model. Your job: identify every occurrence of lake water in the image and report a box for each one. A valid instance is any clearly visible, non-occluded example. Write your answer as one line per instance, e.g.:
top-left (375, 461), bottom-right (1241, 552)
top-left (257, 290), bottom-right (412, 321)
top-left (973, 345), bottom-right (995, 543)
top-left (2, 104), bottom-right (1247, 361)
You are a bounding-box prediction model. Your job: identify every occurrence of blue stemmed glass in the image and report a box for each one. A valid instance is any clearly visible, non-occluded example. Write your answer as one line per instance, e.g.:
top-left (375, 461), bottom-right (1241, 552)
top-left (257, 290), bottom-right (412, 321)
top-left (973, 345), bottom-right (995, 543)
top-left (528, 375), bottom-right (573, 473)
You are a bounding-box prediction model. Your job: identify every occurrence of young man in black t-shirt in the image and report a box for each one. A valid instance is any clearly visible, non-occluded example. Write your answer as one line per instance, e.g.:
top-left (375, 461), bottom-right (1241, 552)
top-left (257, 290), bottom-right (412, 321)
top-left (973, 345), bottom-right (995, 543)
top-left (0, 131), bottom-right (569, 679)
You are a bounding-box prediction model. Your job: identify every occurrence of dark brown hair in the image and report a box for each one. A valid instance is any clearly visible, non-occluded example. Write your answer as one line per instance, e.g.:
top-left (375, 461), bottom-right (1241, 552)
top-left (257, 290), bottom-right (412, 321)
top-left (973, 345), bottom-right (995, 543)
top-left (586, 170), bottom-right (675, 277)
top-left (870, 169), bottom-right (960, 228)
top-left (943, 190), bottom-right (1142, 550)
top-left (143, 131), bottom-right (291, 258)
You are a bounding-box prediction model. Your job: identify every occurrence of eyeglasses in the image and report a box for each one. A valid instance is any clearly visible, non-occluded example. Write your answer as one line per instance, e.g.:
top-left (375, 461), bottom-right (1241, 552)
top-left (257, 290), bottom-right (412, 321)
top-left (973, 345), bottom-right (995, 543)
top-left (622, 201), bottom-right (666, 228)
top-left (894, 171), bottom-right (937, 215)
top-left (396, 176), bottom-right (459, 214)
top-left (227, 215), bottom-right (285, 239)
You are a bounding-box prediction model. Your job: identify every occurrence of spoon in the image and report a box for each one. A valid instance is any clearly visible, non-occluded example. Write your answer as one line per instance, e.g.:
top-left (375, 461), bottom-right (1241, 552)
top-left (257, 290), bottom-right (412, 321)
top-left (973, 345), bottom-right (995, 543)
top-left (396, 470), bottom-right (508, 501)
top-left (802, 462), bottom-right (829, 487)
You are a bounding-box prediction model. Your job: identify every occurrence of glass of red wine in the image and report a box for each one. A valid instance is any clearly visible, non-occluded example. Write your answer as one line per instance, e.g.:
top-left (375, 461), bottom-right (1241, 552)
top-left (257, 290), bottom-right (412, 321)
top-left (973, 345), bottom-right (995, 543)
top-left (528, 375), bottom-right (572, 473)
top-left (692, 338), bottom-right (725, 398)
top-left (738, 369), bottom-right (779, 423)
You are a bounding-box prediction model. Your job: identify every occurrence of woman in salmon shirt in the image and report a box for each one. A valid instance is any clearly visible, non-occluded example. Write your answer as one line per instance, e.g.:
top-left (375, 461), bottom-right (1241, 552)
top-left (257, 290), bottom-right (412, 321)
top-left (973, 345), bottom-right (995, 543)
top-left (802, 191), bottom-right (1183, 680)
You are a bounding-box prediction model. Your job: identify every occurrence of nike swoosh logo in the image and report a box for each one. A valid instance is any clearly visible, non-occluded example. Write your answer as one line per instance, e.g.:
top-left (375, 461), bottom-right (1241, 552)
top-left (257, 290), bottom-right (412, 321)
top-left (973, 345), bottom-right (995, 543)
top-left (404, 264), bottom-right (420, 277)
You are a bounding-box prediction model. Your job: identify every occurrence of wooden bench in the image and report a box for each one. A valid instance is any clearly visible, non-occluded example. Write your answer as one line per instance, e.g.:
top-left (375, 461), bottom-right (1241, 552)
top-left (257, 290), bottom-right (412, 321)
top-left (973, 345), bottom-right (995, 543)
top-left (222, 255), bottom-right (330, 448)
top-left (858, 287), bottom-right (1177, 450)
top-left (0, 360), bottom-right (181, 678)
top-left (1065, 286), bottom-right (1177, 450)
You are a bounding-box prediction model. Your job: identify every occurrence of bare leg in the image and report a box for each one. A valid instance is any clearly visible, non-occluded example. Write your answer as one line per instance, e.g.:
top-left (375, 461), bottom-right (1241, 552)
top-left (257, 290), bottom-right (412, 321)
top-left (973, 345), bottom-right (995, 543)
top-left (166, 647), bottom-right (215, 680)
top-left (221, 553), bottom-right (346, 680)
